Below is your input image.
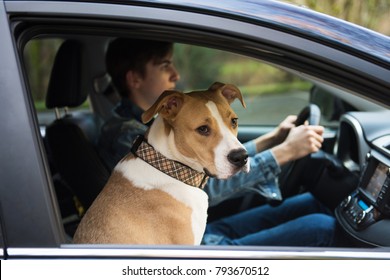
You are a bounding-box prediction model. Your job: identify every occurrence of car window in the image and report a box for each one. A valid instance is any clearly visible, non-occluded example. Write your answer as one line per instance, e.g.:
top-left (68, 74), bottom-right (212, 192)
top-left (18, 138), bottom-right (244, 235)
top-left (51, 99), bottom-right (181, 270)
top-left (24, 39), bottom-right (341, 130)
top-left (21, 36), bottom-right (359, 246)
top-left (174, 44), bottom-right (312, 126)
top-left (24, 38), bottom-right (91, 129)
top-left (24, 39), bottom-right (61, 127)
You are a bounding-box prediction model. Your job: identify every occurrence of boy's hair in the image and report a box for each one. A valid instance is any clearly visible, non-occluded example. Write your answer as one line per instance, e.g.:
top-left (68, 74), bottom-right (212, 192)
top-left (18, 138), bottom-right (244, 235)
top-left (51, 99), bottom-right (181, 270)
top-left (106, 38), bottom-right (173, 97)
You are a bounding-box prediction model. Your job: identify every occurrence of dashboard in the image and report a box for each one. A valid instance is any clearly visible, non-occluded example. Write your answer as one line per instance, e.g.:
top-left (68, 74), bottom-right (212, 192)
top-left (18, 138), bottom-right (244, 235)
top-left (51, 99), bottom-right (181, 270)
top-left (334, 111), bottom-right (390, 247)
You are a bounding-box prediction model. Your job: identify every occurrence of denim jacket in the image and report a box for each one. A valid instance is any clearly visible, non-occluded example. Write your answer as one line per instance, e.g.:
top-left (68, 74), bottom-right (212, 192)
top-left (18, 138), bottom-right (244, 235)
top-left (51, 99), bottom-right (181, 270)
top-left (206, 142), bottom-right (282, 206)
top-left (98, 98), bottom-right (148, 171)
top-left (98, 99), bottom-right (283, 206)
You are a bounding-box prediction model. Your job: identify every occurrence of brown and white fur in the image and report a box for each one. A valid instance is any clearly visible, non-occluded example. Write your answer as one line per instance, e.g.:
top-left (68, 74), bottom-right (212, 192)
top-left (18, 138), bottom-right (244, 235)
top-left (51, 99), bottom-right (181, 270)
top-left (73, 82), bottom-right (249, 245)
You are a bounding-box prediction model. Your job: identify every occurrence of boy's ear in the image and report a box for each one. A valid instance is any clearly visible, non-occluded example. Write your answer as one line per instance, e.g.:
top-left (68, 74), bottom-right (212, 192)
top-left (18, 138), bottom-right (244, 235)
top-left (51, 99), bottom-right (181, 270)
top-left (142, 90), bottom-right (185, 123)
top-left (209, 82), bottom-right (246, 108)
top-left (125, 70), bottom-right (141, 88)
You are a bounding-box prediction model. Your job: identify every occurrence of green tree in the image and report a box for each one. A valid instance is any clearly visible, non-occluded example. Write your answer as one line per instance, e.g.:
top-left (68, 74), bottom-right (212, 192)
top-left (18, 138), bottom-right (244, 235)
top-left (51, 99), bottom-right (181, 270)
top-left (294, 0), bottom-right (390, 35)
top-left (174, 44), bottom-right (224, 89)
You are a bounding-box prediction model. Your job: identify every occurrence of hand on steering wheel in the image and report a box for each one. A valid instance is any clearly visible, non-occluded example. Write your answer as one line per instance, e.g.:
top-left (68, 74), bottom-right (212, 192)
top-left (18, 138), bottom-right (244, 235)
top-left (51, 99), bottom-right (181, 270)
top-left (294, 104), bottom-right (321, 126)
top-left (278, 104), bottom-right (321, 198)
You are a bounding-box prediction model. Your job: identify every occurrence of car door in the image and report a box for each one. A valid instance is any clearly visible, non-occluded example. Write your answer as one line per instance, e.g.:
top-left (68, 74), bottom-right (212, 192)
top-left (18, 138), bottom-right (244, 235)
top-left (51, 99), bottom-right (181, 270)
top-left (1, 0), bottom-right (66, 252)
top-left (2, 0), bottom-right (390, 261)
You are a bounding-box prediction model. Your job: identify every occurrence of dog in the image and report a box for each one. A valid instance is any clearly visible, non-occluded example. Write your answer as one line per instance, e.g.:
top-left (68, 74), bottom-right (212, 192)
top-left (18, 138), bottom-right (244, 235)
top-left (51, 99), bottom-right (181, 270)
top-left (73, 82), bottom-right (249, 245)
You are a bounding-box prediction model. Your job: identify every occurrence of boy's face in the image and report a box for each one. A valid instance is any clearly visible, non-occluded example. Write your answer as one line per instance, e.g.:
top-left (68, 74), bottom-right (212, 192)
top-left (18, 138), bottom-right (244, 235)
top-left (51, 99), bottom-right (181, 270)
top-left (136, 51), bottom-right (180, 110)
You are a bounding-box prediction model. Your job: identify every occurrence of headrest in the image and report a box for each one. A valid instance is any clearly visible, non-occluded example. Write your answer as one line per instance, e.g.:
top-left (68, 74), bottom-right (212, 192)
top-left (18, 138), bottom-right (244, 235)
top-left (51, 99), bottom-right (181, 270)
top-left (46, 40), bottom-right (86, 109)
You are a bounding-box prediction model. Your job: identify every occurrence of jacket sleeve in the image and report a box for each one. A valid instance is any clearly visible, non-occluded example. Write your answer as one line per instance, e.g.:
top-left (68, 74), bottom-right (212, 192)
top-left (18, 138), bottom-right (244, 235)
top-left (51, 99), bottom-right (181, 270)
top-left (204, 141), bottom-right (282, 207)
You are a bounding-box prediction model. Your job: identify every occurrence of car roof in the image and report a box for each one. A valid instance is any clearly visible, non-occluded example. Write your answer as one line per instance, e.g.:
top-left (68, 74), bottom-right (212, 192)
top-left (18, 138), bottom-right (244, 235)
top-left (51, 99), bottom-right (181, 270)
top-left (145, 0), bottom-right (390, 64)
top-left (5, 0), bottom-right (390, 65)
top-left (29, 0), bottom-right (388, 64)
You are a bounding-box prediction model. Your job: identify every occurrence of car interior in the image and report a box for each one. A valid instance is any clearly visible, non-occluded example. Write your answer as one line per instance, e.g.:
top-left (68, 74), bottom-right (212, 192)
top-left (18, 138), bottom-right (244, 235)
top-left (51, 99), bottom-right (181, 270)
top-left (21, 28), bottom-right (390, 248)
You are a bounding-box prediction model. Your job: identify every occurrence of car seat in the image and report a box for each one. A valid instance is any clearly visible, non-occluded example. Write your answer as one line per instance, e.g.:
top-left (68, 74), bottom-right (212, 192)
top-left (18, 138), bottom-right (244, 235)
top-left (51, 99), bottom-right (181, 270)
top-left (45, 40), bottom-right (110, 214)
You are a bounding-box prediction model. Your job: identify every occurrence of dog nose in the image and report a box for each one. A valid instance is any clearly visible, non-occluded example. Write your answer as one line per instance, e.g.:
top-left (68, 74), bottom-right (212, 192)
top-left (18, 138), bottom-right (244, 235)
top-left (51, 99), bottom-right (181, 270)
top-left (228, 148), bottom-right (248, 168)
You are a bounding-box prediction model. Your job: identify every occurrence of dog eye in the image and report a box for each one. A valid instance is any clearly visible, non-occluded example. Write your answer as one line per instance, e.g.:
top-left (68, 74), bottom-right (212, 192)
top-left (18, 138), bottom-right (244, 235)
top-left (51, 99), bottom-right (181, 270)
top-left (196, 125), bottom-right (210, 136)
top-left (231, 118), bottom-right (238, 128)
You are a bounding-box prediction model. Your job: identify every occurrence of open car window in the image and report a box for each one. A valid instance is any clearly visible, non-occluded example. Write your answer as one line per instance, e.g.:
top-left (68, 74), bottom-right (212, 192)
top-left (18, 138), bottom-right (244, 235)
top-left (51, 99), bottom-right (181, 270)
top-left (22, 34), bottom-right (378, 246)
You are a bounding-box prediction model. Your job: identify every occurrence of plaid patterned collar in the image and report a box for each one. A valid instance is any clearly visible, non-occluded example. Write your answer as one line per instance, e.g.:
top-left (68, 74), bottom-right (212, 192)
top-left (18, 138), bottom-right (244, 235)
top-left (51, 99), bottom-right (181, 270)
top-left (131, 135), bottom-right (208, 189)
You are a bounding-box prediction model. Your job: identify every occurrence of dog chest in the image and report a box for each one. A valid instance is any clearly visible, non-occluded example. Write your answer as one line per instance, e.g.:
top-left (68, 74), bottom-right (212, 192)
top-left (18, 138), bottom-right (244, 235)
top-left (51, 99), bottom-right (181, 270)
top-left (112, 164), bottom-right (209, 245)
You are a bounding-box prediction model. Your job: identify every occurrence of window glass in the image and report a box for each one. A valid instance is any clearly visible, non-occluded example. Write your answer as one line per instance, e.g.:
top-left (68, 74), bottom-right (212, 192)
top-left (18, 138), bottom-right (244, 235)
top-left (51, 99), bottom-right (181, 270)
top-left (23, 38), bottom-right (91, 236)
top-left (23, 38), bottom-right (90, 128)
top-left (24, 39), bottom-right (62, 125)
top-left (174, 44), bottom-right (311, 126)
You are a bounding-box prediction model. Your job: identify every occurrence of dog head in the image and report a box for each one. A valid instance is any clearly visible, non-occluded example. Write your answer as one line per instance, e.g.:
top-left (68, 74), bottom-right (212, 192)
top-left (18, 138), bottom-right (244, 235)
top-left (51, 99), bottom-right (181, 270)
top-left (142, 82), bottom-right (250, 179)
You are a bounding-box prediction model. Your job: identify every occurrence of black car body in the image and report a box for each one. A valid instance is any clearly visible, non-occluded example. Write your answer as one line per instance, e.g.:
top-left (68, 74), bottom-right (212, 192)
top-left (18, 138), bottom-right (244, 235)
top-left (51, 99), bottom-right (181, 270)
top-left (1, 0), bottom-right (390, 259)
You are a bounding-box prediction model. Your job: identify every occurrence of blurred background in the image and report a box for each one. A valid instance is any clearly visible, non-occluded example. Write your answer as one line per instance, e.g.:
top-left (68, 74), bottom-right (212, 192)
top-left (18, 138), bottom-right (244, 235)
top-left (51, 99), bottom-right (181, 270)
top-left (293, 0), bottom-right (390, 35)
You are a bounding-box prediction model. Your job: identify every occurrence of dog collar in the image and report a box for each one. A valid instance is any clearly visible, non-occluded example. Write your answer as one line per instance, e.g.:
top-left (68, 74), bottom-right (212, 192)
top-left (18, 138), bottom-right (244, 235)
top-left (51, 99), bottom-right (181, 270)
top-left (131, 135), bottom-right (209, 189)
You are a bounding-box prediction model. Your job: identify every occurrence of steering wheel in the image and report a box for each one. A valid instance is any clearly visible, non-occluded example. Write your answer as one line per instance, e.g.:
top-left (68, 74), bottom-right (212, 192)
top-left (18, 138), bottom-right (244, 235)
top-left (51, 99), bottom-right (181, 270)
top-left (278, 104), bottom-right (321, 198)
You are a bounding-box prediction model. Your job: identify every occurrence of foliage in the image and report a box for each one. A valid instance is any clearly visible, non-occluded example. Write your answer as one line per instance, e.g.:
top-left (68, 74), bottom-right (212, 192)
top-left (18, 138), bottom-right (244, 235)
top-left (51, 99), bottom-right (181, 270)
top-left (291, 0), bottom-right (390, 35)
top-left (24, 39), bottom-right (63, 102)
top-left (240, 81), bottom-right (312, 96)
top-left (174, 43), bottom-right (307, 94)
top-left (174, 44), bottom-right (223, 89)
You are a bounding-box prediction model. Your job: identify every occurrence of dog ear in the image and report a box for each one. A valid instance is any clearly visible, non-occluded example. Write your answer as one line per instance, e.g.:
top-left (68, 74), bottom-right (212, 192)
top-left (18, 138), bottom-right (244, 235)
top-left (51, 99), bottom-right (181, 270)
top-left (142, 90), bottom-right (184, 123)
top-left (209, 82), bottom-right (246, 108)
